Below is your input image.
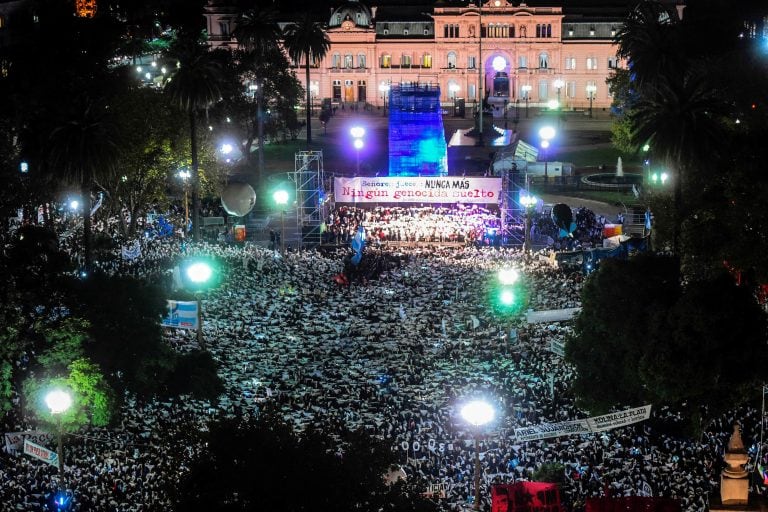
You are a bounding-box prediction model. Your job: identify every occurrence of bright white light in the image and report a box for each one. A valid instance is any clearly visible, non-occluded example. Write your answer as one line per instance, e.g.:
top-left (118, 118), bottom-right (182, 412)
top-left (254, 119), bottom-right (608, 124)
top-left (520, 194), bottom-right (537, 208)
top-left (151, 61), bottom-right (157, 68)
top-left (186, 262), bottom-right (212, 283)
top-left (350, 126), bottom-right (365, 138)
top-left (553, 79), bottom-right (564, 90)
top-left (449, 83), bottom-right (460, 93)
top-left (273, 189), bottom-right (289, 205)
top-left (69, 200), bottom-right (79, 210)
top-left (491, 56), bottom-right (507, 72)
top-left (660, 172), bottom-right (669, 184)
top-left (353, 139), bottom-right (364, 150)
top-left (547, 99), bottom-right (559, 110)
top-left (20, 161), bottom-right (29, 173)
top-left (461, 400), bottom-right (495, 427)
top-left (145, 72), bottom-right (151, 80)
top-left (500, 289), bottom-right (515, 306)
top-left (541, 140), bottom-right (550, 149)
top-left (161, 66), bottom-right (167, 74)
top-left (539, 126), bottom-right (556, 140)
top-left (498, 268), bottom-right (519, 285)
top-left (379, 83), bottom-right (390, 93)
top-left (178, 169), bottom-right (191, 179)
top-left (136, 66), bottom-right (142, 72)
top-left (220, 143), bottom-right (233, 155)
top-left (45, 390), bottom-right (72, 415)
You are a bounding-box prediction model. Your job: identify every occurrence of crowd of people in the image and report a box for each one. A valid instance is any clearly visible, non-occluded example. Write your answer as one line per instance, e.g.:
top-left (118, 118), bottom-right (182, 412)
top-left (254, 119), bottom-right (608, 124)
top-left (1, 206), bottom-right (766, 512)
top-left (324, 206), bottom-right (502, 246)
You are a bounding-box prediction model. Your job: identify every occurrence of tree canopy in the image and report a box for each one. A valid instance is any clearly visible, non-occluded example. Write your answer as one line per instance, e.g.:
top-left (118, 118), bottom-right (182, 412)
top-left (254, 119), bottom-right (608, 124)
top-left (567, 254), bottom-right (768, 423)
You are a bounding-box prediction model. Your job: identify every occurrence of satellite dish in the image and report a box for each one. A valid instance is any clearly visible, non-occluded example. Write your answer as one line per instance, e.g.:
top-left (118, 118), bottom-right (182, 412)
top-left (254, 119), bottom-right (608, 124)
top-left (220, 183), bottom-right (257, 217)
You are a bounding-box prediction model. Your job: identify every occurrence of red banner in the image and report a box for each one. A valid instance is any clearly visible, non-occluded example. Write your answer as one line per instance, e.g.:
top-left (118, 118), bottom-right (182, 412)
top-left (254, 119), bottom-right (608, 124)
top-left (492, 482), bottom-right (562, 512)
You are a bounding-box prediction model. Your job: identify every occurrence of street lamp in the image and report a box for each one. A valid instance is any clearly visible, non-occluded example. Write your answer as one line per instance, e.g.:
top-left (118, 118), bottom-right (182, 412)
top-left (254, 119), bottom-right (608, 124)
top-left (586, 84), bottom-right (597, 118)
top-left (350, 126), bottom-right (365, 175)
top-left (521, 84), bottom-right (532, 118)
top-left (379, 83), bottom-right (390, 116)
top-left (461, 400), bottom-right (495, 511)
top-left (178, 168), bottom-right (191, 237)
top-left (520, 194), bottom-right (537, 253)
top-left (538, 126), bottom-right (556, 182)
top-left (45, 389), bottom-right (72, 492)
top-left (309, 83), bottom-right (319, 117)
top-left (273, 189), bottom-right (289, 254)
top-left (553, 79), bottom-right (564, 106)
top-left (186, 261), bottom-right (212, 349)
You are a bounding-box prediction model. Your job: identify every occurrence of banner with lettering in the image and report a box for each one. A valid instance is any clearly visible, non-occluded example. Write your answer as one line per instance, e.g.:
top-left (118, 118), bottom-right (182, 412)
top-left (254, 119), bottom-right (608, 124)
top-left (4, 431), bottom-right (54, 455)
top-left (23, 439), bottom-right (58, 466)
top-left (334, 177), bottom-right (502, 204)
top-left (514, 405), bottom-right (652, 441)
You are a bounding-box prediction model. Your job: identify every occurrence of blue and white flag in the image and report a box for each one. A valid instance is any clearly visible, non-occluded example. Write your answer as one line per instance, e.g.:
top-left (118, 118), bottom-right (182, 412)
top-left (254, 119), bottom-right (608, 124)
top-left (121, 240), bottom-right (142, 261)
top-left (90, 193), bottom-right (103, 217)
top-left (161, 300), bottom-right (199, 330)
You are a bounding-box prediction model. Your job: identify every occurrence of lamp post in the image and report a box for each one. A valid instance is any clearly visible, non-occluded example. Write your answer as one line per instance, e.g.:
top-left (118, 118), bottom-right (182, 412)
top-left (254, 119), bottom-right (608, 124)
top-left (642, 143), bottom-right (651, 184)
top-left (553, 79), bottom-right (564, 107)
top-left (538, 126), bottom-right (556, 183)
top-left (248, 81), bottom-right (265, 180)
top-left (520, 194), bottom-right (537, 253)
top-left (178, 169), bottom-right (191, 237)
top-left (461, 400), bottom-right (495, 511)
top-left (350, 126), bottom-right (365, 175)
top-left (309, 83), bottom-right (319, 117)
top-left (45, 389), bottom-right (72, 493)
top-left (586, 84), bottom-right (597, 119)
top-left (273, 189), bottom-right (289, 254)
top-left (449, 83), bottom-right (461, 117)
top-left (186, 261), bottom-right (212, 350)
top-left (379, 83), bottom-right (390, 116)
top-left (522, 84), bottom-right (532, 118)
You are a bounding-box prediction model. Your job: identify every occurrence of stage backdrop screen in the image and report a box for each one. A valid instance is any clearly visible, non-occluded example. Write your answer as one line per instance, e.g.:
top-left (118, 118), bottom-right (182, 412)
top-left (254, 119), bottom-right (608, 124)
top-left (334, 177), bottom-right (502, 204)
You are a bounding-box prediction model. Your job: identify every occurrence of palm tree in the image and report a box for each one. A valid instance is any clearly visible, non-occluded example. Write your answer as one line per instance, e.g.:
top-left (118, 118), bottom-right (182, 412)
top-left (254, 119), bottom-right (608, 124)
top-left (617, 2), bottom-right (730, 255)
top-left (164, 33), bottom-right (223, 242)
top-left (48, 102), bottom-right (120, 271)
top-left (234, 6), bottom-right (282, 184)
top-left (282, 12), bottom-right (330, 146)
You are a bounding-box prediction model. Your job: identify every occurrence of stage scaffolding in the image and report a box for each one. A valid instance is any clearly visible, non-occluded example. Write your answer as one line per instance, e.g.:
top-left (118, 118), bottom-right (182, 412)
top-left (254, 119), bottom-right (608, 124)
top-left (500, 172), bottom-right (528, 247)
top-left (292, 150), bottom-right (326, 249)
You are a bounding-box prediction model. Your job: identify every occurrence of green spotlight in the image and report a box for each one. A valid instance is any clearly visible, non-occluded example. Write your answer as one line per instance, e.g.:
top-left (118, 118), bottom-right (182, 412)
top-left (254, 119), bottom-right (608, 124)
top-left (498, 268), bottom-right (519, 286)
top-left (186, 262), bottom-right (212, 284)
top-left (500, 289), bottom-right (515, 306)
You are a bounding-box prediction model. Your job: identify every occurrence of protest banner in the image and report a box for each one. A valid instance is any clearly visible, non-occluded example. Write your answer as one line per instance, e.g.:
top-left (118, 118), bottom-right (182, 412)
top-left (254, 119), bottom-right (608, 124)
top-left (334, 177), bottom-right (502, 205)
top-left (160, 300), bottom-right (198, 330)
top-left (23, 439), bottom-right (58, 467)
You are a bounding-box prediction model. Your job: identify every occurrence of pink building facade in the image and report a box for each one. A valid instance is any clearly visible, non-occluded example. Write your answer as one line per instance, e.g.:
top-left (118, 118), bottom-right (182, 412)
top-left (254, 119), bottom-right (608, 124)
top-left (204, 0), bottom-right (630, 113)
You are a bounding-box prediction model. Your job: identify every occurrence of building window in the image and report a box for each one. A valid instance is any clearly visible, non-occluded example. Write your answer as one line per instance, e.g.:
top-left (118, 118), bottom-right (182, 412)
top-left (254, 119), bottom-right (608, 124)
top-left (219, 21), bottom-right (230, 37)
top-left (589, 26), bottom-right (596, 36)
top-left (356, 13), bottom-right (363, 25)
top-left (401, 54), bottom-right (412, 67)
top-left (448, 80), bottom-right (460, 99)
top-left (586, 80), bottom-right (597, 98)
top-left (447, 52), bottom-right (457, 68)
top-left (357, 80), bottom-right (366, 102)
top-left (444, 24), bottom-right (460, 38)
top-left (468, 84), bottom-right (476, 100)
top-left (333, 80), bottom-right (341, 101)
top-left (535, 24), bottom-right (541, 38)
top-left (607, 56), bottom-right (618, 69)
top-left (423, 54), bottom-right (432, 68)
top-left (358, 53), bottom-right (366, 68)
top-left (539, 80), bottom-right (548, 100)
top-left (520, 25), bottom-right (527, 38)
top-left (468, 56), bottom-right (476, 69)
top-left (564, 57), bottom-right (576, 70)
top-left (332, 53), bottom-right (341, 68)
top-left (546, 24), bottom-right (552, 37)
top-left (567, 81), bottom-right (576, 98)
top-left (518, 55), bottom-right (527, 68)
top-left (539, 53), bottom-right (549, 69)
top-left (344, 54), bottom-right (353, 69)
top-left (586, 57), bottom-right (597, 70)
top-left (381, 54), bottom-right (391, 68)
top-left (334, 14), bottom-right (341, 25)
top-left (509, 25), bottom-right (515, 38)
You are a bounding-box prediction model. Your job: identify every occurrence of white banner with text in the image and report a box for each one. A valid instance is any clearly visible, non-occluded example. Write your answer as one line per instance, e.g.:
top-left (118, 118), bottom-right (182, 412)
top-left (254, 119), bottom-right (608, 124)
top-left (514, 405), bottom-right (652, 441)
top-left (334, 177), bottom-right (502, 204)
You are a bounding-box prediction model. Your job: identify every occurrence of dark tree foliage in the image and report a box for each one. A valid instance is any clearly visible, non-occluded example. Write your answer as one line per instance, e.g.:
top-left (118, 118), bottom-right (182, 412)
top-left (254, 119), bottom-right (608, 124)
top-left (568, 254), bottom-right (768, 420)
top-left (566, 254), bottom-right (680, 413)
top-left (175, 412), bottom-right (439, 512)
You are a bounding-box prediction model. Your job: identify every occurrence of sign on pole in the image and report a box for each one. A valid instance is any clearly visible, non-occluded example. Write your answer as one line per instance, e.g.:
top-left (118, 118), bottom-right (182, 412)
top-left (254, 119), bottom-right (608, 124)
top-left (23, 439), bottom-right (58, 467)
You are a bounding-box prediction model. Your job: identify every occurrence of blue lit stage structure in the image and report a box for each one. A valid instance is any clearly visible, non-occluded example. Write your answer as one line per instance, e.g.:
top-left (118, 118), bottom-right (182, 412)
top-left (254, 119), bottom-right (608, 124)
top-left (388, 84), bottom-right (448, 177)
